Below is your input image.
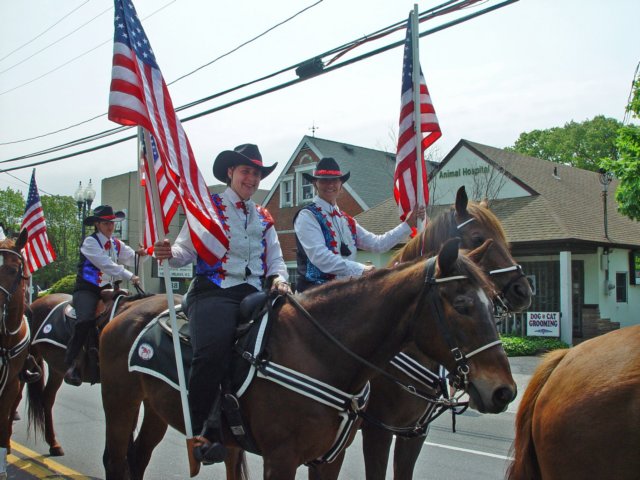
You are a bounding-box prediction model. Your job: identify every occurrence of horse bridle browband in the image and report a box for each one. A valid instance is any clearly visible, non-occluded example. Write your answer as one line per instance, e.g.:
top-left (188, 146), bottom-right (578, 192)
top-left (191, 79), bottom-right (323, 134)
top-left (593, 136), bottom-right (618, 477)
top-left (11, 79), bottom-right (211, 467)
top-left (0, 248), bottom-right (27, 336)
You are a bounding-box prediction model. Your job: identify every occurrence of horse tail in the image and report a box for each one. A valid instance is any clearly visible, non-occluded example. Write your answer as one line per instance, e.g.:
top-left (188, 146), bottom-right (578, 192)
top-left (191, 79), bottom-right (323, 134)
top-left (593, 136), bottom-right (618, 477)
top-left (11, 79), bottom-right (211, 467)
top-left (25, 357), bottom-right (46, 439)
top-left (506, 349), bottom-right (569, 480)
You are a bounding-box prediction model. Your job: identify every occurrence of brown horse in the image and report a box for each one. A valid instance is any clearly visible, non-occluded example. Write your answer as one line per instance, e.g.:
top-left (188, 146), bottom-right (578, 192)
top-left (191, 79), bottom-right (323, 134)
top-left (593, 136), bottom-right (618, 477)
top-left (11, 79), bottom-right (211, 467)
top-left (0, 230), bottom-right (30, 479)
top-left (25, 288), bottom-right (154, 456)
top-left (507, 325), bottom-right (640, 480)
top-left (100, 239), bottom-right (516, 479)
top-left (311, 186), bottom-right (533, 480)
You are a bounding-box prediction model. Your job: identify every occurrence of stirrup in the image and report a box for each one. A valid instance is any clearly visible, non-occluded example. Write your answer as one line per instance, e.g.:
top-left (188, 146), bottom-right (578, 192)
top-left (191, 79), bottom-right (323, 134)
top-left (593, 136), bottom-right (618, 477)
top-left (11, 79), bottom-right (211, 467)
top-left (192, 436), bottom-right (226, 465)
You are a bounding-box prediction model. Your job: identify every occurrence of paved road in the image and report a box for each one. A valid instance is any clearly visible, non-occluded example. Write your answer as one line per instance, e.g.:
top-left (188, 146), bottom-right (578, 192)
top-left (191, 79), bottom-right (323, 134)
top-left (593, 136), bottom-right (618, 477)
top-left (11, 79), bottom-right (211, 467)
top-left (7, 356), bottom-right (541, 479)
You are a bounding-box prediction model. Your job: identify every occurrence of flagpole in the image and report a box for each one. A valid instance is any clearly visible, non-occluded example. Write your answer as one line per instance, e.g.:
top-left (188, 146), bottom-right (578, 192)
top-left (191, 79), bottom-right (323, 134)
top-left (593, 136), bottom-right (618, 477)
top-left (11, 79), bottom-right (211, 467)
top-left (140, 129), bottom-right (198, 475)
top-left (136, 129), bottom-right (146, 289)
top-left (410, 4), bottom-right (425, 231)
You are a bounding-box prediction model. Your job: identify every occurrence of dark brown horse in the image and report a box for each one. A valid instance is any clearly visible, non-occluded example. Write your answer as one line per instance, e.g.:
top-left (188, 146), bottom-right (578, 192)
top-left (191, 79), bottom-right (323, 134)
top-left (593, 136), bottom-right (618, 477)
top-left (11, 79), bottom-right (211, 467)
top-left (25, 288), bottom-right (154, 456)
top-left (507, 325), bottom-right (640, 480)
top-left (0, 230), bottom-right (30, 479)
top-left (311, 187), bottom-right (533, 480)
top-left (100, 239), bottom-right (516, 479)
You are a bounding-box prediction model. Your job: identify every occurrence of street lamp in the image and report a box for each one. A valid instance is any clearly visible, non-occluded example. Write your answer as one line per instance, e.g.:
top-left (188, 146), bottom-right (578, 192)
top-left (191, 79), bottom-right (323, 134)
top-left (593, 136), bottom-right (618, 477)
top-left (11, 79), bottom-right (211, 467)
top-left (74, 179), bottom-right (96, 239)
top-left (598, 169), bottom-right (613, 239)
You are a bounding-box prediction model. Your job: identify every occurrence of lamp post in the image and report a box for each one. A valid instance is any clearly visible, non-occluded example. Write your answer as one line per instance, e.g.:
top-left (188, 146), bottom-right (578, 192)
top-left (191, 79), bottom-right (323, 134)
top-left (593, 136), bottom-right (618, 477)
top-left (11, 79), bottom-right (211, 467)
top-left (74, 179), bottom-right (96, 240)
top-left (598, 169), bottom-right (613, 239)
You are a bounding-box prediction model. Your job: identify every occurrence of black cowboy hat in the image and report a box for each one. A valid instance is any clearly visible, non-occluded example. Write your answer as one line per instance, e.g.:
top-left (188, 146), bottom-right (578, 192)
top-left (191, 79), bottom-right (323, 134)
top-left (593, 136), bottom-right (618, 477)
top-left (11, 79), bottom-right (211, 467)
top-left (213, 144), bottom-right (277, 183)
top-left (83, 205), bottom-right (126, 226)
top-left (302, 157), bottom-right (350, 183)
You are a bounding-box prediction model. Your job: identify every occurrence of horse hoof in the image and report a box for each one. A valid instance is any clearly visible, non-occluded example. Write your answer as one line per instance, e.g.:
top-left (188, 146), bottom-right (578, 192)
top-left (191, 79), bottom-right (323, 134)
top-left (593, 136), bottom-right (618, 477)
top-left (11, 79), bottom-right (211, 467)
top-left (49, 446), bottom-right (65, 456)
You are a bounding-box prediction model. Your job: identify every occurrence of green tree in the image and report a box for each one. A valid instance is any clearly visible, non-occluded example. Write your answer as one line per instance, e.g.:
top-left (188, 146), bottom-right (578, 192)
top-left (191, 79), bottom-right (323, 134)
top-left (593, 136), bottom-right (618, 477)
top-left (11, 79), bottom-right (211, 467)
top-left (33, 195), bottom-right (82, 288)
top-left (509, 115), bottom-right (622, 171)
top-left (601, 79), bottom-right (640, 221)
top-left (0, 187), bottom-right (26, 234)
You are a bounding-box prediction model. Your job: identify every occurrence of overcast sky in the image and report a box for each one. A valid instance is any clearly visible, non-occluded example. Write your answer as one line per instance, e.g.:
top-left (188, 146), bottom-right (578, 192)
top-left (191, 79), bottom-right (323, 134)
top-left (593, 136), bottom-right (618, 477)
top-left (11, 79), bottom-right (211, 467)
top-left (1, 0), bottom-right (638, 205)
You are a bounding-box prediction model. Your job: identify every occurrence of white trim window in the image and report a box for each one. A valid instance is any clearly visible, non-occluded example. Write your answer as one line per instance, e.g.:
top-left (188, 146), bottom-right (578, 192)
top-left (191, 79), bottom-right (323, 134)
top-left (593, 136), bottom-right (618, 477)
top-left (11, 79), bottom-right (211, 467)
top-left (279, 175), bottom-right (294, 208)
top-left (296, 164), bottom-right (316, 205)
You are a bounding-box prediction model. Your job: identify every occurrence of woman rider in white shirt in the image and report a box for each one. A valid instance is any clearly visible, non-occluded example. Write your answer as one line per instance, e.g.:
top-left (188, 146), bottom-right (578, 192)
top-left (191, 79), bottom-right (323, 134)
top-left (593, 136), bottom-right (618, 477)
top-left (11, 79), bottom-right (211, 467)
top-left (293, 157), bottom-right (424, 292)
top-left (154, 144), bottom-right (291, 466)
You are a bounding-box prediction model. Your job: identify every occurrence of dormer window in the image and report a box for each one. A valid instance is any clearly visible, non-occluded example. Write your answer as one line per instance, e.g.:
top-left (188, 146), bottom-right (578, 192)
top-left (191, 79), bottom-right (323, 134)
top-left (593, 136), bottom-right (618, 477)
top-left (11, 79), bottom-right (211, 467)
top-left (296, 164), bottom-right (316, 205)
top-left (279, 175), bottom-right (294, 208)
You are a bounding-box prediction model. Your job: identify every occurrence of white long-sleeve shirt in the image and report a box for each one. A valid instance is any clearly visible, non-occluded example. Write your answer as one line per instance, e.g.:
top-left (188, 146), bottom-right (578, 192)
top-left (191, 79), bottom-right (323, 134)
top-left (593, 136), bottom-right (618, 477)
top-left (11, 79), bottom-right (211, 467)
top-left (167, 187), bottom-right (288, 290)
top-left (80, 231), bottom-right (137, 285)
top-left (294, 196), bottom-right (411, 280)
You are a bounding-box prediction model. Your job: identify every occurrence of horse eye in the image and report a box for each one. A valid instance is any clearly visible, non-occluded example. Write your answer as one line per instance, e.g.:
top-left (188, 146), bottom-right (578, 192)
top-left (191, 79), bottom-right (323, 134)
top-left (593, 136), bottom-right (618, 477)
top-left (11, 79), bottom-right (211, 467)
top-left (453, 296), bottom-right (473, 314)
top-left (471, 235), bottom-right (484, 248)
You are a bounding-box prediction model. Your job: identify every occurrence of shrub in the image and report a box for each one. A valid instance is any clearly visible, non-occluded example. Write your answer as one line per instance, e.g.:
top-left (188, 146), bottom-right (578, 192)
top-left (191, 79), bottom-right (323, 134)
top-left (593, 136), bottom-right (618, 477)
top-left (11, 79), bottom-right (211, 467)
top-left (501, 335), bottom-right (569, 357)
top-left (47, 274), bottom-right (76, 294)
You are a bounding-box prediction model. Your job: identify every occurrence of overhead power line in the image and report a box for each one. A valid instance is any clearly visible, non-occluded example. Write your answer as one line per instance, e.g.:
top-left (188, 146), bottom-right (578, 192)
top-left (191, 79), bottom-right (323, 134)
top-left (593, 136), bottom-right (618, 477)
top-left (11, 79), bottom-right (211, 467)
top-left (0, 0), bottom-right (320, 145)
top-left (0, 0), bottom-right (518, 174)
top-left (2, 0), bottom-right (470, 156)
top-left (0, 0), bottom-right (92, 63)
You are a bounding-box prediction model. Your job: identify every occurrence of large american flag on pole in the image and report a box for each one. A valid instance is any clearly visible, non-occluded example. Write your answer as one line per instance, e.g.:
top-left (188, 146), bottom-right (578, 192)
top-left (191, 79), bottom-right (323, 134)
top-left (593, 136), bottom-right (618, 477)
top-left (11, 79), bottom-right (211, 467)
top-left (108, 0), bottom-right (228, 264)
top-left (21, 169), bottom-right (56, 273)
top-left (393, 12), bottom-right (441, 221)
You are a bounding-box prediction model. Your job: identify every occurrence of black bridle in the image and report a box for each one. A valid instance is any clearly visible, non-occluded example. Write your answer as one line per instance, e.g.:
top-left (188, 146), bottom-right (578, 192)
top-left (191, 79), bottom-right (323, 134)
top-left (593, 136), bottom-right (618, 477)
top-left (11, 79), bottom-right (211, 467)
top-left (0, 248), bottom-right (26, 336)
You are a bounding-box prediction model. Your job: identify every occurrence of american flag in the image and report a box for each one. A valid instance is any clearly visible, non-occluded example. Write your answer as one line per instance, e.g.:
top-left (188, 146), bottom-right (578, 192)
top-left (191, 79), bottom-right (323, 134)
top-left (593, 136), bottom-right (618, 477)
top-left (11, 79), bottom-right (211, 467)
top-left (108, 0), bottom-right (228, 264)
top-left (21, 170), bottom-right (56, 273)
top-left (138, 133), bottom-right (178, 249)
top-left (394, 12), bottom-right (441, 221)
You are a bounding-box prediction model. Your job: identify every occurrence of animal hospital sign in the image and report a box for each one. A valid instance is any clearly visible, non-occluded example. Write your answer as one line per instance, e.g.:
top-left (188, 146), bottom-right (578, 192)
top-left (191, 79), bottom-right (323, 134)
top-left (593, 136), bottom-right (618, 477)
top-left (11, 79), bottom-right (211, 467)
top-left (526, 312), bottom-right (560, 337)
top-left (438, 165), bottom-right (490, 179)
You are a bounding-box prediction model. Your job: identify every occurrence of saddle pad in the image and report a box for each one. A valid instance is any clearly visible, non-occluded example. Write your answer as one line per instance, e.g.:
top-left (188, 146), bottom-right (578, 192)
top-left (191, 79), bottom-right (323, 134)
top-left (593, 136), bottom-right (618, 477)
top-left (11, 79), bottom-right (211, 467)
top-left (128, 306), bottom-right (270, 395)
top-left (32, 300), bottom-right (72, 349)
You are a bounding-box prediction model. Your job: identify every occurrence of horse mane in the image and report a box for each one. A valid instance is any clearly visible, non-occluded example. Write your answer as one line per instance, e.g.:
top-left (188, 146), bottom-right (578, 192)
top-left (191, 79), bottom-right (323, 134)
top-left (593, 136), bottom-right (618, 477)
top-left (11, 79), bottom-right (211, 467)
top-left (506, 348), bottom-right (570, 480)
top-left (121, 292), bottom-right (154, 302)
top-left (0, 237), bottom-right (16, 249)
top-left (389, 201), bottom-right (509, 266)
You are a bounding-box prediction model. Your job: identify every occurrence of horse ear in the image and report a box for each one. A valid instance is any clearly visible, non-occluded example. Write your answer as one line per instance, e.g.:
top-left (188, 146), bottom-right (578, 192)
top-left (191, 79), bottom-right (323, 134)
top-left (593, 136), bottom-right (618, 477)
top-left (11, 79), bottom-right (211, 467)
top-left (467, 239), bottom-right (492, 264)
top-left (437, 238), bottom-right (460, 275)
top-left (455, 186), bottom-right (468, 216)
top-left (480, 197), bottom-right (489, 209)
top-left (16, 228), bottom-right (28, 251)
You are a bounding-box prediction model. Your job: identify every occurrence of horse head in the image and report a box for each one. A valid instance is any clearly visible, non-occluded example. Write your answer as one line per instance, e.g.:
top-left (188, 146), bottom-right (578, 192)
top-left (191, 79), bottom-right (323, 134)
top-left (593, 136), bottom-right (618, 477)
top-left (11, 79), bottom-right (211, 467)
top-left (467, 238), bottom-right (532, 312)
top-left (398, 186), bottom-right (532, 313)
top-left (0, 228), bottom-right (28, 334)
top-left (413, 238), bottom-right (516, 414)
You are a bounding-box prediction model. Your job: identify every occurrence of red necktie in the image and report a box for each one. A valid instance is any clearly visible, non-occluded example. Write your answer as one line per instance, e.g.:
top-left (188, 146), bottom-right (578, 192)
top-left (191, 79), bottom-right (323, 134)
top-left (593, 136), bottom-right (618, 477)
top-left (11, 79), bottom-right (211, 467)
top-left (330, 209), bottom-right (341, 217)
top-left (104, 240), bottom-right (111, 250)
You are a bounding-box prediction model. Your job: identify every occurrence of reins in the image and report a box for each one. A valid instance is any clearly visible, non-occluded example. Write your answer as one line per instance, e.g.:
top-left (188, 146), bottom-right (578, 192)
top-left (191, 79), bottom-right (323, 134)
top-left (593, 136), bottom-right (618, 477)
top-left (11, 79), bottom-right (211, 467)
top-left (285, 291), bottom-right (439, 403)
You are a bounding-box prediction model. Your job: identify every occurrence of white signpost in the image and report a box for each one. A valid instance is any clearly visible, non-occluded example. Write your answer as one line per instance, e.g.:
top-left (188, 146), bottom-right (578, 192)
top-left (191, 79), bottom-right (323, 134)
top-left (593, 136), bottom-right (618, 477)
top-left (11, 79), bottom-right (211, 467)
top-left (526, 312), bottom-right (560, 337)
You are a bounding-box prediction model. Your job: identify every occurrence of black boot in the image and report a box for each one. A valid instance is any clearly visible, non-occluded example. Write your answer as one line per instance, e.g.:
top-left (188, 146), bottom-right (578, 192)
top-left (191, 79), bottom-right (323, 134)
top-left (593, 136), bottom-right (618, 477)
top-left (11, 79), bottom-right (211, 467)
top-left (192, 392), bottom-right (226, 465)
top-left (63, 361), bottom-right (82, 386)
top-left (19, 355), bottom-right (43, 384)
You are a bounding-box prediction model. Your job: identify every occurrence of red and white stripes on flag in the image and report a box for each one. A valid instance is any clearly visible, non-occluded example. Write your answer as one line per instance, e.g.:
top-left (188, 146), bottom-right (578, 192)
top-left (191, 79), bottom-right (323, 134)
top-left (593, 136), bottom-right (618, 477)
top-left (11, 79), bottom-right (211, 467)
top-left (394, 12), bottom-right (441, 221)
top-left (108, 0), bottom-right (228, 264)
top-left (21, 169), bottom-right (56, 273)
top-left (138, 133), bottom-right (178, 250)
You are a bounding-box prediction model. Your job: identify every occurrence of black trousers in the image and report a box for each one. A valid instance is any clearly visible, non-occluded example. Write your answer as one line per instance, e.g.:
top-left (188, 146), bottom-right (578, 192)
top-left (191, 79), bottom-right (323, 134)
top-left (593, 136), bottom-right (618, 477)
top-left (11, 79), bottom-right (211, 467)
top-left (185, 277), bottom-right (258, 436)
top-left (65, 286), bottom-right (100, 367)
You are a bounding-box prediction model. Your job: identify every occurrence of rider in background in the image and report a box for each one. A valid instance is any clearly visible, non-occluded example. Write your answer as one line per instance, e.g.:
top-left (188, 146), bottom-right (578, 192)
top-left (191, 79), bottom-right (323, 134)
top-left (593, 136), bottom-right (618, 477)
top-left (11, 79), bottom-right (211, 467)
top-left (64, 205), bottom-right (144, 386)
top-left (293, 157), bottom-right (424, 292)
top-left (154, 144), bottom-right (291, 466)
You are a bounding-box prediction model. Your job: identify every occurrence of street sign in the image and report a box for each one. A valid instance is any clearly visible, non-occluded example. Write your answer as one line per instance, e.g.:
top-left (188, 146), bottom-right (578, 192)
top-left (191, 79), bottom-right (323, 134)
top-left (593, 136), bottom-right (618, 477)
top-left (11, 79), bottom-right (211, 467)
top-left (157, 263), bottom-right (193, 279)
top-left (526, 312), bottom-right (560, 337)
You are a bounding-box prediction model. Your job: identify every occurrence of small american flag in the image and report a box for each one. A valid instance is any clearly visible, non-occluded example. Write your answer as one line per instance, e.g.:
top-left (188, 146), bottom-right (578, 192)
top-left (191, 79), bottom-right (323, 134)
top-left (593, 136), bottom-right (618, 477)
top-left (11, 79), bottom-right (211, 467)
top-left (139, 133), bottom-right (178, 249)
top-left (394, 12), bottom-right (441, 221)
top-left (21, 169), bottom-right (56, 273)
top-left (108, 0), bottom-right (228, 264)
